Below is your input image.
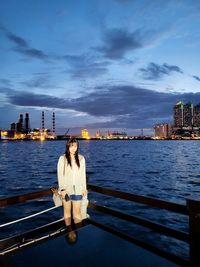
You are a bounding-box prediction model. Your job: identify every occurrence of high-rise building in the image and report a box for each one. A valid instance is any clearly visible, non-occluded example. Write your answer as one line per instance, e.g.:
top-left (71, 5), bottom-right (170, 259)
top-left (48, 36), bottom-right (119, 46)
top-left (193, 104), bottom-right (200, 127)
top-left (173, 101), bottom-right (200, 128)
top-left (174, 101), bottom-right (184, 128)
top-left (183, 102), bottom-right (193, 127)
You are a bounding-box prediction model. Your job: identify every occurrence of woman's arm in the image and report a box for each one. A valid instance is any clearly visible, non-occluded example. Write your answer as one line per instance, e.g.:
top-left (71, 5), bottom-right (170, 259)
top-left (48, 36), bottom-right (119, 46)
top-left (81, 156), bottom-right (87, 196)
top-left (57, 155), bottom-right (66, 194)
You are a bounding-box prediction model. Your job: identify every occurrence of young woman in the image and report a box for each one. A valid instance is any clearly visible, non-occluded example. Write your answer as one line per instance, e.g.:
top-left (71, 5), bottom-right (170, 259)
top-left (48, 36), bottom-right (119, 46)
top-left (57, 138), bottom-right (87, 228)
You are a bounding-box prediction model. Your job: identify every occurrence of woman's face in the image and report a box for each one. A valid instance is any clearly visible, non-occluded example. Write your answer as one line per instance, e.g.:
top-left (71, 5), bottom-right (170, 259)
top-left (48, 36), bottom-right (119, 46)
top-left (69, 142), bottom-right (78, 156)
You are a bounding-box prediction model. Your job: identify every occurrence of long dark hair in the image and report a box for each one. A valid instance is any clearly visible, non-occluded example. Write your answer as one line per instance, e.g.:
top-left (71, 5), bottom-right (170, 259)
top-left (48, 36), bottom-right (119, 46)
top-left (65, 138), bottom-right (80, 168)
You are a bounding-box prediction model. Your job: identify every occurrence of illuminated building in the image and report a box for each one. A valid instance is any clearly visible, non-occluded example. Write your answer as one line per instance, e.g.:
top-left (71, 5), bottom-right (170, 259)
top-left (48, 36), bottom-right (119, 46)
top-left (96, 130), bottom-right (101, 138)
top-left (0, 130), bottom-right (15, 140)
top-left (193, 104), bottom-right (200, 127)
top-left (6, 112), bottom-right (57, 140)
top-left (154, 124), bottom-right (172, 139)
top-left (183, 102), bottom-right (193, 128)
top-left (174, 101), bottom-right (200, 129)
top-left (110, 131), bottom-right (127, 139)
top-left (81, 129), bottom-right (90, 139)
top-left (174, 101), bottom-right (184, 128)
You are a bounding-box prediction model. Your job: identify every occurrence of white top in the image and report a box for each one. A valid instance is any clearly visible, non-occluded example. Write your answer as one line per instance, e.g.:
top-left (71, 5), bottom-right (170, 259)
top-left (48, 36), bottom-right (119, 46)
top-left (57, 154), bottom-right (87, 196)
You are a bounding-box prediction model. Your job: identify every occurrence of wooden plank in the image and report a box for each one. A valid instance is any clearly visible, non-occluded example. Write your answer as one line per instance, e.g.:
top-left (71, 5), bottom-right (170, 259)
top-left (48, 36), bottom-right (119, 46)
top-left (0, 189), bottom-right (52, 207)
top-left (89, 202), bottom-right (189, 242)
top-left (88, 184), bottom-right (188, 215)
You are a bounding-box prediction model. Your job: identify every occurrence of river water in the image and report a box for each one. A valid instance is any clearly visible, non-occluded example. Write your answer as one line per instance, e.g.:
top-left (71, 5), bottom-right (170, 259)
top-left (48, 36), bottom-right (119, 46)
top-left (1, 140), bottom-right (200, 259)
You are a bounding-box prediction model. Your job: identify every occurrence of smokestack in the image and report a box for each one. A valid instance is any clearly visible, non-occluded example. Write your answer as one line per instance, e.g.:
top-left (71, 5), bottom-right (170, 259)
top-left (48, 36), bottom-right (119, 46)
top-left (42, 111), bottom-right (44, 132)
top-left (19, 113), bottom-right (23, 132)
top-left (25, 113), bottom-right (30, 132)
top-left (52, 112), bottom-right (55, 133)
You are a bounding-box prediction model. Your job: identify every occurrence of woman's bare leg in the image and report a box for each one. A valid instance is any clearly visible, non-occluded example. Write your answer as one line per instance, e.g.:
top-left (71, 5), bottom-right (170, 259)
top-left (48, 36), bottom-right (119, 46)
top-left (72, 201), bottom-right (82, 224)
top-left (63, 200), bottom-right (72, 226)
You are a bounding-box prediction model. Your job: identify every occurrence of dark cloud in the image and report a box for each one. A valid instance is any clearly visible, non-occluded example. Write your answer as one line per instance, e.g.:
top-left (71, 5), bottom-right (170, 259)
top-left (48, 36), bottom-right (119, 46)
top-left (6, 32), bottom-right (28, 47)
top-left (0, 86), bottom-right (73, 110)
top-left (9, 92), bottom-right (71, 109)
top-left (2, 85), bottom-right (200, 130)
top-left (0, 27), bottom-right (48, 61)
top-left (14, 47), bottom-right (48, 60)
top-left (193, 75), bottom-right (200, 82)
top-left (139, 63), bottom-right (183, 80)
top-left (94, 28), bottom-right (142, 59)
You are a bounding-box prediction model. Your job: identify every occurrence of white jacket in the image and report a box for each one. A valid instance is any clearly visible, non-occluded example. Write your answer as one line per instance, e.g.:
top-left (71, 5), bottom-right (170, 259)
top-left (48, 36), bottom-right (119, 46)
top-left (57, 154), bottom-right (87, 196)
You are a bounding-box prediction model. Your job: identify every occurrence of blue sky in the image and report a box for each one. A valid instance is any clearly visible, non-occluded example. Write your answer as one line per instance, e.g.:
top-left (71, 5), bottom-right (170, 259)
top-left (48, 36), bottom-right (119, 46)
top-left (1, 0), bottom-right (200, 135)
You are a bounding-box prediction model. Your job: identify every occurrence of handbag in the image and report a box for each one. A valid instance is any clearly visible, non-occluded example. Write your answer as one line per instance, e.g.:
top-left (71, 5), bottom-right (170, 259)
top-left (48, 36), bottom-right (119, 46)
top-left (51, 188), bottom-right (63, 207)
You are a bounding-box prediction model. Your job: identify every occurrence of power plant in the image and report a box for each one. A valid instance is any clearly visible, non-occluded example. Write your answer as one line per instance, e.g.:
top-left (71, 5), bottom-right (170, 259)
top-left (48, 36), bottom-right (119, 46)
top-left (1, 111), bottom-right (56, 140)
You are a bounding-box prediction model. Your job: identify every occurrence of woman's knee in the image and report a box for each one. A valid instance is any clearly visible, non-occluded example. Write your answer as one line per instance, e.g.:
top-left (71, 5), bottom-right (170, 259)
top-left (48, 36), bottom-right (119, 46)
top-left (72, 204), bottom-right (81, 218)
top-left (73, 208), bottom-right (81, 217)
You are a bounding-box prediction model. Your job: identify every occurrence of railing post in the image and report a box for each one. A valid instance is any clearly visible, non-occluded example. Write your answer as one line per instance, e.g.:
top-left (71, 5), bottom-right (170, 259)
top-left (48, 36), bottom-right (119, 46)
top-left (187, 198), bottom-right (200, 267)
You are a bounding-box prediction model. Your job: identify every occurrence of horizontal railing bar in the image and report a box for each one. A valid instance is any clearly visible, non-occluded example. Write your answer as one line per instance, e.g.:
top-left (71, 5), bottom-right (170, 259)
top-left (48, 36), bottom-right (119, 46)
top-left (88, 184), bottom-right (188, 215)
top-left (0, 184), bottom-right (188, 216)
top-left (88, 202), bottom-right (189, 242)
top-left (0, 188), bottom-right (52, 207)
top-left (0, 218), bottom-right (65, 252)
top-left (89, 219), bottom-right (189, 267)
top-left (0, 218), bottom-right (90, 255)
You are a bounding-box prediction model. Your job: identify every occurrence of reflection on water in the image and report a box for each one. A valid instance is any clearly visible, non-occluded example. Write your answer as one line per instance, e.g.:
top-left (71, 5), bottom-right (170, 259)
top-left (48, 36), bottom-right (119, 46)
top-left (0, 140), bottom-right (200, 259)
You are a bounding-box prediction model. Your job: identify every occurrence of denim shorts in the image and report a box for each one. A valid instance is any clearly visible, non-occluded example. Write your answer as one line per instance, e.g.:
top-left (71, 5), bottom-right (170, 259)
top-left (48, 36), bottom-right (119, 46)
top-left (69, 194), bottom-right (83, 201)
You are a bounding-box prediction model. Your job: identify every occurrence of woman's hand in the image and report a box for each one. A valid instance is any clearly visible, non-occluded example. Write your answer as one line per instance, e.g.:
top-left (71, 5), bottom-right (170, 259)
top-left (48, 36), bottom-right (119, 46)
top-left (61, 190), bottom-right (66, 199)
top-left (51, 188), bottom-right (59, 196)
top-left (82, 190), bottom-right (87, 197)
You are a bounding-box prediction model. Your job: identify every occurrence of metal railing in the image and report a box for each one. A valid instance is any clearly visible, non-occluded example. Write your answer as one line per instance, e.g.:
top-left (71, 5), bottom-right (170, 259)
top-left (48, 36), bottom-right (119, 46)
top-left (0, 184), bottom-right (200, 266)
top-left (87, 184), bottom-right (200, 267)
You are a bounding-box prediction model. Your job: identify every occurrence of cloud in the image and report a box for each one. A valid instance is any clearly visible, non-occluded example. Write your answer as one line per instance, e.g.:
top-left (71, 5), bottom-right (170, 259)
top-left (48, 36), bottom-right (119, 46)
top-left (94, 28), bottom-right (142, 59)
top-left (94, 26), bottom-right (172, 60)
top-left (9, 92), bottom-right (71, 109)
top-left (192, 75), bottom-right (200, 82)
top-left (0, 26), bottom-right (48, 61)
top-left (0, 79), bottom-right (12, 86)
top-left (69, 62), bottom-right (109, 79)
top-left (62, 54), bottom-right (110, 79)
top-left (21, 74), bottom-right (51, 88)
top-left (14, 47), bottom-right (48, 60)
top-left (139, 62), bottom-right (183, 80)
top-left (2, 84), bottom-right (200, 130)
top-left (6, 32), bottom-right (28, 47)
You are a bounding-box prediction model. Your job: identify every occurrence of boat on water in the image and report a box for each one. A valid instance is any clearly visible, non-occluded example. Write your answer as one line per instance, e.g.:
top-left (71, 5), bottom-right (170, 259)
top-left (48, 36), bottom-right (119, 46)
top-left (0, 184), bottom-right (199, 267)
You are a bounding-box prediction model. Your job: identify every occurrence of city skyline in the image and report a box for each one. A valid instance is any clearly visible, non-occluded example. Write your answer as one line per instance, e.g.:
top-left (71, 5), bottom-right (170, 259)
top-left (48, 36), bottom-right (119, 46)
top-left (1, 0), bottom-right (200, 135)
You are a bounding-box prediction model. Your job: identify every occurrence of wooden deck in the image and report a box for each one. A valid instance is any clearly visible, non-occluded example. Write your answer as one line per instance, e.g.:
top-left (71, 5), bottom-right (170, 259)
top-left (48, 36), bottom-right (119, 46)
top-left (0, 223), bottom-right (180, 267)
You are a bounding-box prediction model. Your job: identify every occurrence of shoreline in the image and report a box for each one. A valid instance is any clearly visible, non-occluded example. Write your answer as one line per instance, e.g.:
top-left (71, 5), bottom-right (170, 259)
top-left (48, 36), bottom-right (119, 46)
top-left (1, 137), bottom-right (200, 141)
